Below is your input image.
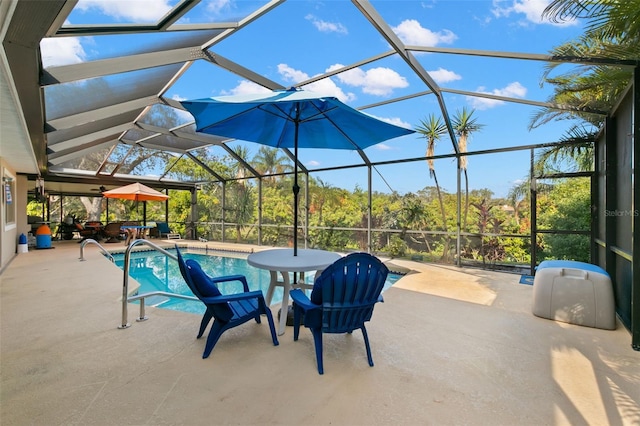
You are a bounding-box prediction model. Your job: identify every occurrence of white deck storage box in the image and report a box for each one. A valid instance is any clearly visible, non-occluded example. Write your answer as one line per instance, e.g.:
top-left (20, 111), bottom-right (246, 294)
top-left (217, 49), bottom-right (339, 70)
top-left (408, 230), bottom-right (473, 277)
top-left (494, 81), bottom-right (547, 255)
top-left (532, 260), bottom-right (615, 330)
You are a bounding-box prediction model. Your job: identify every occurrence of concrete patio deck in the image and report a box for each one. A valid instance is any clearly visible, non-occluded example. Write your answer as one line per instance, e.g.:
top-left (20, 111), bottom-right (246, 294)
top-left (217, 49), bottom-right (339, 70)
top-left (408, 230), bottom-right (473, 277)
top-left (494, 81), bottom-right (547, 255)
top-left (1, 239), bottom-right (639, 425)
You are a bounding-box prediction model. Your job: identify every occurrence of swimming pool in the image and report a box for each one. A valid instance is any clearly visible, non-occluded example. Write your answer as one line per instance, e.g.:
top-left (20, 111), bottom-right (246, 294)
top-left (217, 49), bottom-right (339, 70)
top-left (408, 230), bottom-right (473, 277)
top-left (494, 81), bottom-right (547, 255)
top-left (113, 249), bottom-right (401, 315)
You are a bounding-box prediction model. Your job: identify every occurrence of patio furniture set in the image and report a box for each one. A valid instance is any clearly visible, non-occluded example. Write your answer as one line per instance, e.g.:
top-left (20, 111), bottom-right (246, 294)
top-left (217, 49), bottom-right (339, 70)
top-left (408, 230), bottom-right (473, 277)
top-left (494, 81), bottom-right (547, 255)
top-left (173, 241), bottom-right (617, 375)
top-left (53, 220), bottom-right (179, 244)
top-left (176, 246), bottom-right (389, 375)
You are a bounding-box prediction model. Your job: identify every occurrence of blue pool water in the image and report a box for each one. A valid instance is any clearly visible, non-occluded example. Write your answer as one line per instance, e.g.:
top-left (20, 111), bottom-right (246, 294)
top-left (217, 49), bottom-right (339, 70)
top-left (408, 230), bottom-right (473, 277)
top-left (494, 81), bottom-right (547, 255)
top-left (113, 249), bottom-right (401, 315)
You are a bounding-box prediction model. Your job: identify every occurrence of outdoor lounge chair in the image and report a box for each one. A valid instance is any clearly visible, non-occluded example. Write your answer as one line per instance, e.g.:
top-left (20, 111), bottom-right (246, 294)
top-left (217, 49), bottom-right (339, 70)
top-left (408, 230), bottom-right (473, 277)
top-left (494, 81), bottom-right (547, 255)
top-left (175, 246), bottom-right (279, 359)
top-left (290, 252), bottom-right (389, 374)
top-left (155, 222), bottom-right (180, 239)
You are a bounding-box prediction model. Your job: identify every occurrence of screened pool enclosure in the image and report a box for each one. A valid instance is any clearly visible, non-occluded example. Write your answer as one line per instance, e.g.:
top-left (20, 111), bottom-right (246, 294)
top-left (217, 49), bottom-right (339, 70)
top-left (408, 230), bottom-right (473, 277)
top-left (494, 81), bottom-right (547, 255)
top-left (2, 1), bottom-right (638, 349)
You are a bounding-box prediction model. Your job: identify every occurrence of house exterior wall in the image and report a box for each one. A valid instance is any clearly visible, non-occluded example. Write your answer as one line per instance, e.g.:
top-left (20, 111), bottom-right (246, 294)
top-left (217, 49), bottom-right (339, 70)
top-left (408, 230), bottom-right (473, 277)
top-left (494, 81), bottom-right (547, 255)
top-left (0, 159), bottom-right (17, 270)
top-left (0, 159), bottom-right (31, 271)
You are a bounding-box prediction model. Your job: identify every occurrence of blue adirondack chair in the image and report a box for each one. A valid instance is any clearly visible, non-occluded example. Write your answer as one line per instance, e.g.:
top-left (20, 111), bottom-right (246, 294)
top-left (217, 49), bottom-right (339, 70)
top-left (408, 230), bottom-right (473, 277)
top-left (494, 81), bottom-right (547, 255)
top-left (175, 246), bottom-right (279, 358)
top-left (290, 252), bottom-right (389, 374)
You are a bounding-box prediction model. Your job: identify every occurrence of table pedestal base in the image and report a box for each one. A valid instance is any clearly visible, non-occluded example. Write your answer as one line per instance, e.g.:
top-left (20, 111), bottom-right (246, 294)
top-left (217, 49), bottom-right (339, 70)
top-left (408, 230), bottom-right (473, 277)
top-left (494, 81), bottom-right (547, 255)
top-left (265, 270), bottom-right (318, 335)
top-left (246, 248), bottom-right (342, 336)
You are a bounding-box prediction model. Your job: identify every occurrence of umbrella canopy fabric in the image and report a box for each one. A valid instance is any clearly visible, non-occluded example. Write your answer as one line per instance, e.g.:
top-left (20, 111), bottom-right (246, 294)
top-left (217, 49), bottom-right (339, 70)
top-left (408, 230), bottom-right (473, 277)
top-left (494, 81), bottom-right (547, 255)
top-left (181, 88), bottom-right (415, 255)
top-left (102, 182), bottom-right (169, 202)
top-left (181, 89), bottom-right (415, 151)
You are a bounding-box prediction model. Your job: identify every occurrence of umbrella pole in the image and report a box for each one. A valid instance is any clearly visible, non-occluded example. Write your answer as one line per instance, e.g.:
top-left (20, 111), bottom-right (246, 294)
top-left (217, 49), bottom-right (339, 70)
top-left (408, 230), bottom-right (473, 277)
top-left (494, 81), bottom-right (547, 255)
top-left (293, 113), bottom-right (300, 257)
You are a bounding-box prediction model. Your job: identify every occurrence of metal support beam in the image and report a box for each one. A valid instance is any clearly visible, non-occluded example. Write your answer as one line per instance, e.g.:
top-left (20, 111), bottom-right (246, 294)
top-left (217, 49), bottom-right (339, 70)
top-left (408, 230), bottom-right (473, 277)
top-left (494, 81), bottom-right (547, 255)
top-left (189, 187), bottom-right (197, 240)
top-left (41, 47), bottom-right (207, 85)
top-left (47, 97), bottom-right (158, 131)
top-left (221, 181), bottom-right (226, 243)
top-left (604, 115), bottom-right (618, 322)
top-left (258, 179), bottom-right (263, 246)
top-left (305, 172), bottom-right (309, 250)
top-left (530, 149), bottom-right (537, 273)
top-left (368, 165), bottom-right (372, 253)
top-left (591, 163), bottom-right (598, 265)
top-left (632, 66), bottom-right (640, 351)
top-left (456, 158), bottom-right (462, 266)
top-left (406, 45), bottom-right (639, 68)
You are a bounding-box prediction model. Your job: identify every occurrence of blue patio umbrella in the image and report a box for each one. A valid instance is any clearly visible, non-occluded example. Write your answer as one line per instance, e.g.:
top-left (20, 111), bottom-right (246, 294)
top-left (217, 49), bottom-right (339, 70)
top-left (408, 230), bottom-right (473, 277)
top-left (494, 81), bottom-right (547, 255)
top-left (181, 88), bottom-right (414, 255)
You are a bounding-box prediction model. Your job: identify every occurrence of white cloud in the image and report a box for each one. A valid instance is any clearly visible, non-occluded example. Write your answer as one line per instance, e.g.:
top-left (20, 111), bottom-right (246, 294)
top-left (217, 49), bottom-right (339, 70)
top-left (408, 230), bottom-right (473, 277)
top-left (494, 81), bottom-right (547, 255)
top-left (206, 0), bottom-right (233, 15)
top-left (491, 0), bottom-right (577, 26)
top-left (491, 0), bottom-right (514, 18)
top-left (333, 65), bottom-right (409, 97)
top-left (421, 0), bottom-right (437, 9)
top-left (305, 78), bottom-right (357, 103)
top-left (429, 68), bottom-right (462, 84)
top-left (392, 19), bottom-right (457, 46)
top-left (307, 160), bottom-right (321, 167)
top-left (277, 64), bottom-right (356, 103)
top-left (40, 37), bottom-right (86, 67)
top-left (467, 82), bottom-right (527, 109)
top-left (490, 81), bottom-right (527, 98)
top-left (278, 64), bottom-right (310, 85)
top-left (221, 80), bottom-right (272, 96)
top-left (469, 97), bottom-right (503, 110)
top-left (75, 0), bottom-right (173, 22)
top-left (374, 143), bottom-right (392, 151)
top-left (305, 14), bottom-right (348, 34)
top-left (366, 113), bottom-right (413, 130)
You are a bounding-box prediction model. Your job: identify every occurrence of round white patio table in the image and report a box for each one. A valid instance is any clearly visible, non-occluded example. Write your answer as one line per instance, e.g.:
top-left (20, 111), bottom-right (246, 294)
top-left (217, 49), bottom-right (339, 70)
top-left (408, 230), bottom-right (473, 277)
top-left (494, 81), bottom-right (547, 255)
top-left (247, 248), bottom-right (341, 335)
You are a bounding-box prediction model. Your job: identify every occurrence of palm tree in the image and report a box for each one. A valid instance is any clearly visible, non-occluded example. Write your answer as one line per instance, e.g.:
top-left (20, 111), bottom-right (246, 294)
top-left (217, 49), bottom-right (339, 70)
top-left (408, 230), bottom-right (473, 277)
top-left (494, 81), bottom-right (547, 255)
top-left (231, 146), bottom-right (250, 181)
top-left (415, 114), bottom-right (451, 260)
top-left (415, 115), bottom-right (448, 233)
top-left (252, 146), bottom-right (291, 183)
top-left (452, 107), bottom-right (484, 231)
top-left (309, 177), bottom-right (335, 225)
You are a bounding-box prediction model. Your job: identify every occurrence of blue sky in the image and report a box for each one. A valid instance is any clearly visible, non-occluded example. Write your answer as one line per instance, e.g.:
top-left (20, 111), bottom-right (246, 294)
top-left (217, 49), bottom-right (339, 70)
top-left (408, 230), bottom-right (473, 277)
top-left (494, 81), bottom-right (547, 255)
top-left (41, 0), bottom-right (588, 198)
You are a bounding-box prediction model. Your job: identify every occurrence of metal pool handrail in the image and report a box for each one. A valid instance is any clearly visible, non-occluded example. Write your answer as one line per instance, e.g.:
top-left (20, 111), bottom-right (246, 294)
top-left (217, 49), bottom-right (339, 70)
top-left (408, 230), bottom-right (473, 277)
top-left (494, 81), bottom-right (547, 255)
top-left (119, 239), bottom-right (178, 329)
top-left (127, 291), bottom-right (198, 326)
top-left (79, 238), bottom-right (115, 263)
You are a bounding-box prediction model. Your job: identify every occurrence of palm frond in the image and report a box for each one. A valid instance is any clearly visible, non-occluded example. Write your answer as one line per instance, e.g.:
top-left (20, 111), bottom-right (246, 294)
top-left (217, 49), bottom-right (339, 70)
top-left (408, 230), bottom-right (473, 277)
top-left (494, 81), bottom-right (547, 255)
top-left (415, 114), bottom-right (447, 178)
top-left (507, 180), bottom-right (530, 203)
top-left (534, 124), bottom-right (595, 173)
top-left (535, 0), bottom-right (638, 133)
top-left (543, 0), bottom-right (612, 25)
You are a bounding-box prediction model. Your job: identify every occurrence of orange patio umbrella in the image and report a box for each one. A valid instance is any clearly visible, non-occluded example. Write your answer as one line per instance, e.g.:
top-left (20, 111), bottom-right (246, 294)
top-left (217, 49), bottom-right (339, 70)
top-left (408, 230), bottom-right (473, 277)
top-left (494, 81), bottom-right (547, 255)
top-left (102, 182), bottom-right (169, 202)
top-left (102, 183), bottom-right (169, 224)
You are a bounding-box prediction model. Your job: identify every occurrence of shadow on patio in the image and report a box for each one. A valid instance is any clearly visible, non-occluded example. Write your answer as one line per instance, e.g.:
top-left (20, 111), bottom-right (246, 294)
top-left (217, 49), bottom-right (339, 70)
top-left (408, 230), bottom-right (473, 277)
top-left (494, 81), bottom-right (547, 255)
top-left (1, 240), bottom-right (638, 425)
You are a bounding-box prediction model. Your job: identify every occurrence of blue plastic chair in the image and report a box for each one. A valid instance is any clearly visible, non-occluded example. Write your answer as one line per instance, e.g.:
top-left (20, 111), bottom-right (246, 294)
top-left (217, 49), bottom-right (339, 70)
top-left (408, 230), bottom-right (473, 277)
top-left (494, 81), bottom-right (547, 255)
top-left (290, 252), bottom-right (389, 374)
top-left (156, 222), bottom-right (174, 238)
top-left (175, 246), bottom-right (279, 358)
